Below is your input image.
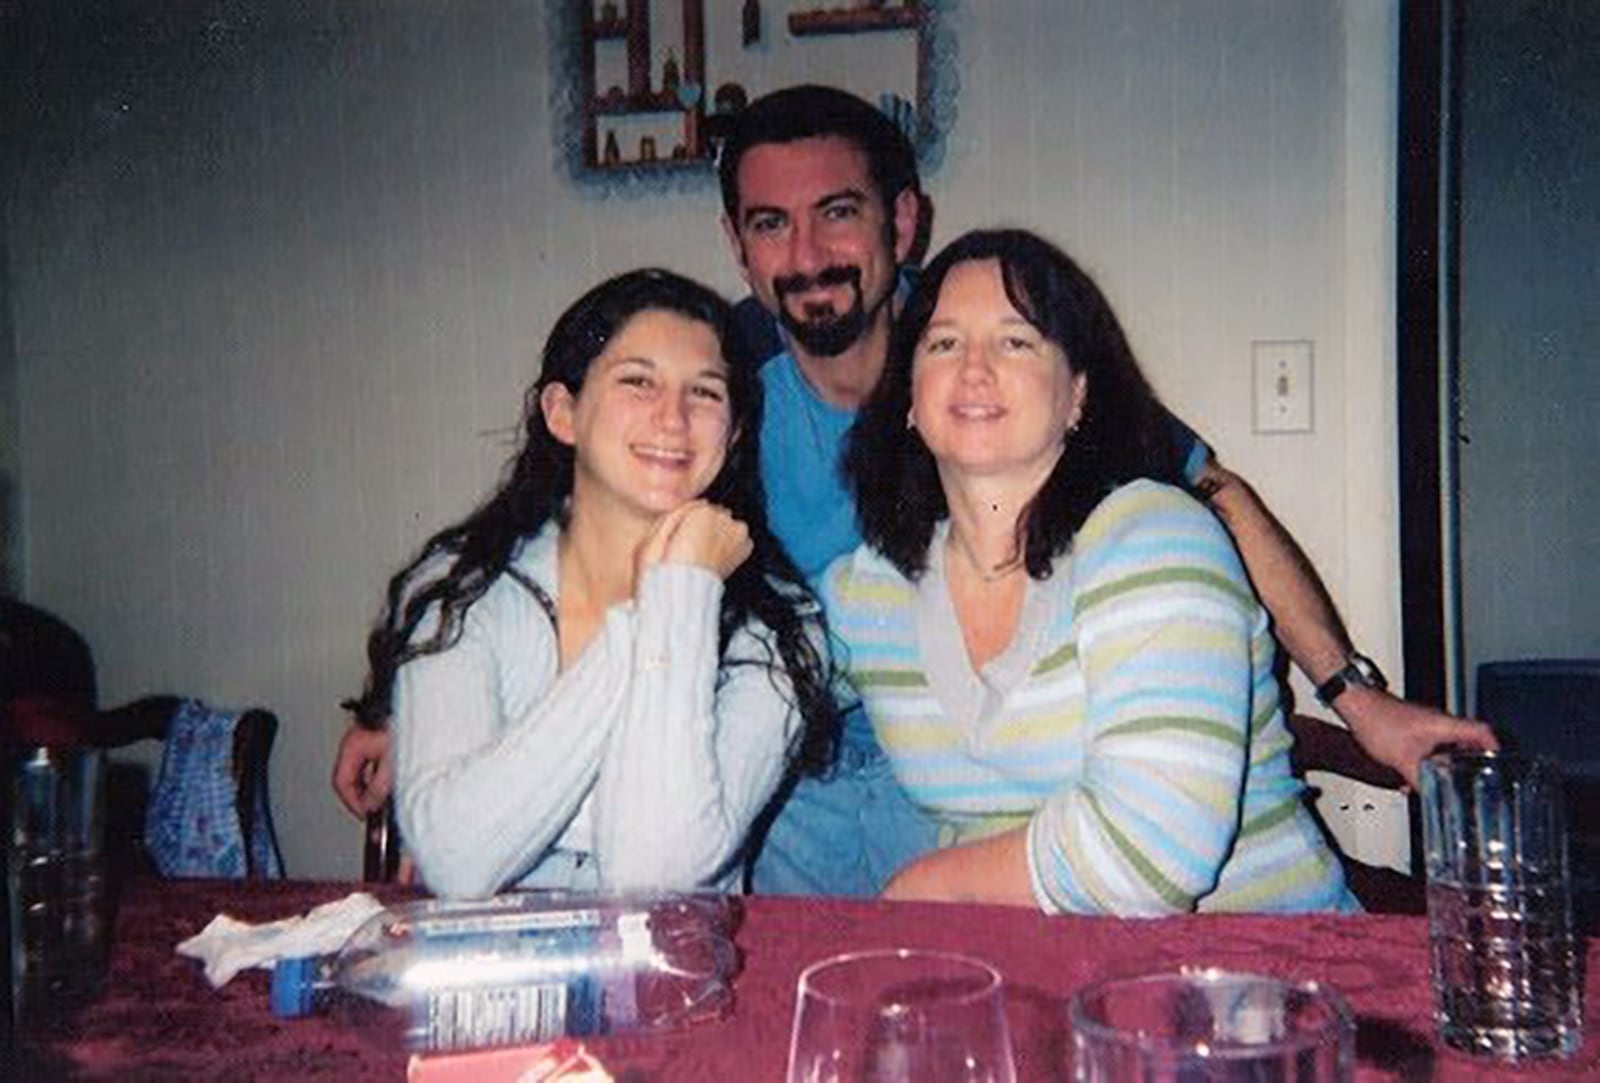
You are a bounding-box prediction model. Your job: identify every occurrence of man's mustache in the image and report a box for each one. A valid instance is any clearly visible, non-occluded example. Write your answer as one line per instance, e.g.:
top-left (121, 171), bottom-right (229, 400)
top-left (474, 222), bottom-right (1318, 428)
top-left (774, 265), bottom-right (861, 301)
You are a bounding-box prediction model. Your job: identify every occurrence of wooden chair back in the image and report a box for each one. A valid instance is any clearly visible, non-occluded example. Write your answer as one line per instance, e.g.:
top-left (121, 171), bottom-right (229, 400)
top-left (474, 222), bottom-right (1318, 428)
top-left (2, 600), bottom-right (281, 879)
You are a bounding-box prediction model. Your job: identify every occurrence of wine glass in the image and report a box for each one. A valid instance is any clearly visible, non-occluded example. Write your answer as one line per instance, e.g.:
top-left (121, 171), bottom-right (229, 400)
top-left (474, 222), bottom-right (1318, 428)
top-left (786, 948), bottom-right (1017, 1083)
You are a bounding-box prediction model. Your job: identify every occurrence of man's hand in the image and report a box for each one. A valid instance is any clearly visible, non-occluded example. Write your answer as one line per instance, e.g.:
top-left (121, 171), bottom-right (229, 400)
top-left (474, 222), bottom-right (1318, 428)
top-left (1337, 685), bottom-right (1499, 790)
top-left (331, 724), bottom-right (395, 817)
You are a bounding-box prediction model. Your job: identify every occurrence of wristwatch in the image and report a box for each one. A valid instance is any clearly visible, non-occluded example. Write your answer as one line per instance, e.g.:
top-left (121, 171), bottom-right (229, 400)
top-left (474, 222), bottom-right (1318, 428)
top-left (1314, 651), bottom-right (1389, 707)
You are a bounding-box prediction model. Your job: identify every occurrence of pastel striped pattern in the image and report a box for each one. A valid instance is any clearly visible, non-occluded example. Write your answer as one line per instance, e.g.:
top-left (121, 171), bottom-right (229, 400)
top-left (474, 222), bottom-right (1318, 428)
top-left (823, 480), bottom-right (1355, 915)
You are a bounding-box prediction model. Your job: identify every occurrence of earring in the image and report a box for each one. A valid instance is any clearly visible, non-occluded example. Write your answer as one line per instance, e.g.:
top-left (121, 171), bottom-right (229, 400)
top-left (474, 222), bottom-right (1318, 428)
top-left (906, 411), bottom-right (916, 430)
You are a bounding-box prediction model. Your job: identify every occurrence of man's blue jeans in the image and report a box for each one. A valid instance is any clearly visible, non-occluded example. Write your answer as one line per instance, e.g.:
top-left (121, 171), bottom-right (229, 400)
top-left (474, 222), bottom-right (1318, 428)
top-left (750, 709), bottom-right (940, 896)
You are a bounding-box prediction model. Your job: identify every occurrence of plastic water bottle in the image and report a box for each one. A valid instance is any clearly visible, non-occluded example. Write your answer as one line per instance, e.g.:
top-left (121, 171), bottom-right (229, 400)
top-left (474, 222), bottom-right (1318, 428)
top-left (273, 892), bottom-right (739, 1053)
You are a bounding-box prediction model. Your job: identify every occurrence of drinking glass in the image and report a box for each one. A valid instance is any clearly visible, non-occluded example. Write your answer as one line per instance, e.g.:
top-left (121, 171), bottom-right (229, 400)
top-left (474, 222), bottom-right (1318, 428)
top-left (1070, 969), bottom-right (1353, 1081)
top-left (786, 948), bottom-right (1016, 1083)
top-left (1419, 749), bottom-right (1583, 1061)
top-left (8, 745), bottom-right (111, 1026)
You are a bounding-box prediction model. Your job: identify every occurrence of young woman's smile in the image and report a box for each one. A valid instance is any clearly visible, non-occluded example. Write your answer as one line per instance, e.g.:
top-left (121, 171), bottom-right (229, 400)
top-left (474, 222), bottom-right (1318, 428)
top-left (545, 309), bottom-right (735, 520)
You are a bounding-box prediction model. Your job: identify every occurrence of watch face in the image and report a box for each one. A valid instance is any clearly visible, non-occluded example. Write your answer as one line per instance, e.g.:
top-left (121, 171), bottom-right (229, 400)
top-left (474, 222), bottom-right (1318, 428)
top-left (1349, 653), bottom-right (1386, 689)
top-left (1316, 654), bottom-right (1388, 705)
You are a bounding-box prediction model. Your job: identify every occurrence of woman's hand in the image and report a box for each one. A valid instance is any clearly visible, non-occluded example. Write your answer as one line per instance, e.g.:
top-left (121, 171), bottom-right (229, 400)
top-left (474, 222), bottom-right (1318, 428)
top-left (636, 500), bottom-right (753, 581)
top-left (880, 829), bottom-right (1037, 907)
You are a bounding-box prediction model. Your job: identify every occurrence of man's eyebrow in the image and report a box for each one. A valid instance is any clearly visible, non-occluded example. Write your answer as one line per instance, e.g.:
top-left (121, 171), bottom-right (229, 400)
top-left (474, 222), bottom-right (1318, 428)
top-left (814, 188), bottom-right (868, 209)
top-left (740, 188), bottom-right (868, 226)
top-left (740, 203), bottom-right (786, 226)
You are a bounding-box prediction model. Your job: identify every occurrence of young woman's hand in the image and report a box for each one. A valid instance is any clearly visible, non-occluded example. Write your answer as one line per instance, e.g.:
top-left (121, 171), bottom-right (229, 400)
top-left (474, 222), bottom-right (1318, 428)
top-left (637, 500), bottom-right (753, 581)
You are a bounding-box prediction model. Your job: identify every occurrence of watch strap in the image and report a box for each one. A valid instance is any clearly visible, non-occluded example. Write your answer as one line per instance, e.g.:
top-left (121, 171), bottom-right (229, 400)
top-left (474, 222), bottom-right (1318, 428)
top-left (1314, 652), bottom-right (1388, 706)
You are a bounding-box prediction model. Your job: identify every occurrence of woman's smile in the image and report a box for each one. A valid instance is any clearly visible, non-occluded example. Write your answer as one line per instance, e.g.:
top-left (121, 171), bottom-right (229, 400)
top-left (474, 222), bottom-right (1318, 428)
top-left (548, 308), bottom-right (734, 519)
top-left (910, 259), bottom-right (1084, 477)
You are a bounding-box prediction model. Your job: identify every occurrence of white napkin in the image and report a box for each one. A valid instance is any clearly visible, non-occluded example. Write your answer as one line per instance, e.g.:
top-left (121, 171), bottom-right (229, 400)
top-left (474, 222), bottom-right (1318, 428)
top-left (176, 891), bottom-right (388, 987)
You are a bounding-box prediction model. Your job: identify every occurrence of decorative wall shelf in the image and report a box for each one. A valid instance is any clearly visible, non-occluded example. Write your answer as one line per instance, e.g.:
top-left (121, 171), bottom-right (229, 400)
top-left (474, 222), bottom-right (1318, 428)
top-left (788, 5), bottom-right (921, 37)
top-left (551, 0), bottom-right (959, 196)
top-left (591, 92), bottom-right (693, 116)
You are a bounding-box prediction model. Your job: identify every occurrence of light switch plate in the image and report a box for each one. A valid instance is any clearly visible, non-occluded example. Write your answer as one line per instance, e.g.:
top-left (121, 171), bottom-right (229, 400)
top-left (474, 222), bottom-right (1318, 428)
top-left (1252, 340), bottom-right (1314, 434)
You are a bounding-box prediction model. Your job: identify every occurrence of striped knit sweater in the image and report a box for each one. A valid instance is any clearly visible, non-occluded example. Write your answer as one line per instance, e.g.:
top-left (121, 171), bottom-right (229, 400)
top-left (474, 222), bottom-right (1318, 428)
top-left (821, 479), bottom-right (1357, 915)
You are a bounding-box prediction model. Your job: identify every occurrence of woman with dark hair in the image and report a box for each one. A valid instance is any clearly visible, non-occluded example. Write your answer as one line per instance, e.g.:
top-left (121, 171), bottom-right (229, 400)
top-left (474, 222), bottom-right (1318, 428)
top-left (827, 229), bottom-right (1355, 914)
top-left (347, 268), bottom-right (835, 898)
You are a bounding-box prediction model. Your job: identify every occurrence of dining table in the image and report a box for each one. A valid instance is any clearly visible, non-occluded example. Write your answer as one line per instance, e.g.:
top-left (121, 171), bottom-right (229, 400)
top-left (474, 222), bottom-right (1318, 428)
top-left (16, 875), bottom-right (1600, 1080)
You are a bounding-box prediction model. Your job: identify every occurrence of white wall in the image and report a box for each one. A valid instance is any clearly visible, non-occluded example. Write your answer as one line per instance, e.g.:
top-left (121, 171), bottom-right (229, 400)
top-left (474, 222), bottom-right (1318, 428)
top-left (5, 2), bottom-right (1399, 879)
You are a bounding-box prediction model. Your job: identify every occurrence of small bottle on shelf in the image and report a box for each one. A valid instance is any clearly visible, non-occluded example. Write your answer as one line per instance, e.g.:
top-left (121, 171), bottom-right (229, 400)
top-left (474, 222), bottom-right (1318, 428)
top-left (742, 0), bottom-right (761, 47)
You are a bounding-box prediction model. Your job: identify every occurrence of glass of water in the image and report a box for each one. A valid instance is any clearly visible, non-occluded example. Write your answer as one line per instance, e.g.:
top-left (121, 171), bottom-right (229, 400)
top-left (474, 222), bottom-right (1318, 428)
top-left (8, 745), bottom-right (112, 1026)
top-left (1420, 749), bottom-right (1583, 1061)
top-left (786, 948), bottom-right (1016, 1083)
top-left (1070, 969), bottom-right (1353, 1081)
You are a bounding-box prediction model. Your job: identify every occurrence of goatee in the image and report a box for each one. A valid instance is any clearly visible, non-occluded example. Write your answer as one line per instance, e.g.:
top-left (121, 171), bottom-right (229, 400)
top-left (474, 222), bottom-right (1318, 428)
top-left (774, 265), bottom-right (870, 358)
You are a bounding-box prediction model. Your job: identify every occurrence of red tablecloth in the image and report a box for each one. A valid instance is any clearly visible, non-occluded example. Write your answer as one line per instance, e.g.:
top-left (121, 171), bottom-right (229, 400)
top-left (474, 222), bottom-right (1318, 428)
top-left (19, 877), bottom-right (1600, 1080)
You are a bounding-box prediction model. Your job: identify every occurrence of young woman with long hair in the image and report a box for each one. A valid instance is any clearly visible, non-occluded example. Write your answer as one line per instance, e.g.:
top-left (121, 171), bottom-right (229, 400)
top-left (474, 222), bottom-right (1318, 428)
top-left (347, 269), bottom-right (835, 898)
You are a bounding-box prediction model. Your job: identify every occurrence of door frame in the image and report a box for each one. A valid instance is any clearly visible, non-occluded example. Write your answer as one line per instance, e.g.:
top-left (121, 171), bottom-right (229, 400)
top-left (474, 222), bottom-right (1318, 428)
top-left (1397, 0), bottom-right (1465, 712)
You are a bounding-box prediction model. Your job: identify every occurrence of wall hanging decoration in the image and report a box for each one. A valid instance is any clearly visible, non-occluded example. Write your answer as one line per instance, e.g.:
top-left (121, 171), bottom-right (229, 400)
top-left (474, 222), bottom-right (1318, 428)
top-left (549, 0), bottom-right (959, 197)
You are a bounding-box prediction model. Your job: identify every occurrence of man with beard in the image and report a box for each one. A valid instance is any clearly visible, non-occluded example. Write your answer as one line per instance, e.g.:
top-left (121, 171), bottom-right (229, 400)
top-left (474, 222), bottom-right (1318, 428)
top-left (717, 88), bottom-right (923, 588)
top-left (714, 88), bottom-right (939, 893)
top-left (333, 85), bottom-right (1495, 896)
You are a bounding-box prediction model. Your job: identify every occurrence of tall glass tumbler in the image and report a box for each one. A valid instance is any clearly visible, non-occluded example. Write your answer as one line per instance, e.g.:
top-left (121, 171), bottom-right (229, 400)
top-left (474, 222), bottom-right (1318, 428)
top-left (1070, 969), bottom-right (1353, 1081)
top-left (8, 746), bottom-right (110, 1026)
top-left (1420, 750), bottom-right (1582, 1061)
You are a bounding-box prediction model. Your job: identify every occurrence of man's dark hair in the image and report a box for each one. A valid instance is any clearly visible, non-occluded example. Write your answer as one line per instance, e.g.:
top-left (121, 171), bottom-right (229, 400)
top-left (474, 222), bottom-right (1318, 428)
top-left (716, 84), bottom-right (920, 222)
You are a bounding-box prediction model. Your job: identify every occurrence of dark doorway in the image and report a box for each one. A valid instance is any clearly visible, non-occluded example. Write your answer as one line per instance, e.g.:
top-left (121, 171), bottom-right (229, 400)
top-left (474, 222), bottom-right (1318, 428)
top-left (1397, 0), bottom-right (1600, 713)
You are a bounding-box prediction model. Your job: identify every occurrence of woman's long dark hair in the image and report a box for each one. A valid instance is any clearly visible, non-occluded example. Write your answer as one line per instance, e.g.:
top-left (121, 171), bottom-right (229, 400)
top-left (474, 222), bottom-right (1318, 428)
top-left (846, 229), bottom-right (1185, 580)
top-left (348, 268), bottom-right (837, 774)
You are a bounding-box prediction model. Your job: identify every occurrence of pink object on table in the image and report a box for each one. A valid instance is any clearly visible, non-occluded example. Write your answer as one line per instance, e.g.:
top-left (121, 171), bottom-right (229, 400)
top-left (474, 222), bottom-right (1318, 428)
top-left (408, 1038), bottom-right (613, 1082)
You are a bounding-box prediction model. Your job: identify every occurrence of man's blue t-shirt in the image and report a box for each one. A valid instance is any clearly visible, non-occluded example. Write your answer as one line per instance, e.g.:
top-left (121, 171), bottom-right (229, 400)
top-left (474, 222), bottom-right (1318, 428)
top-left (759, 352), bottom-right (863, 582)
top-left (758, 351), bottom-right (880, 753)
